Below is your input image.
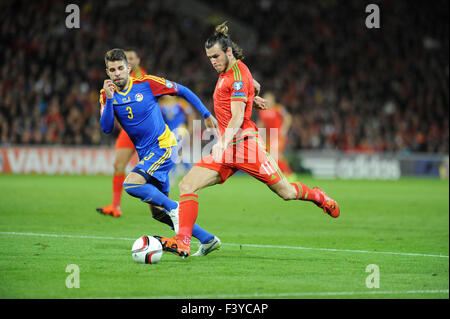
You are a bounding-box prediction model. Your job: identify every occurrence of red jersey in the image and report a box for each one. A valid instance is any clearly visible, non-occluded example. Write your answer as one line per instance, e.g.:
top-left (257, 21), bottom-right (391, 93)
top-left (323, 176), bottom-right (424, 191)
top-left (258, 105), bottom-right (286, 130)
top-left (213, 60), bottom-right (256, 135)
top-left (197, 61), bottom-right (283, 186)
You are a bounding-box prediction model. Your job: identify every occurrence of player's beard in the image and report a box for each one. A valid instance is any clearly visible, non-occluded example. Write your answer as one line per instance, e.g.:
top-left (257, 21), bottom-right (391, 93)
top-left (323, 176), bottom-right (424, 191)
top-left (221, 55), bottom-right (230, 73)
top-left (113, 76), bottom-right (128, 91)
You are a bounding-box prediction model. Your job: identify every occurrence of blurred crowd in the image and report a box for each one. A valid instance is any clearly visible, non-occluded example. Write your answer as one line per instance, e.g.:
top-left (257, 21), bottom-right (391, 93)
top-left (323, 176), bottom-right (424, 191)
top-left (1, 0), bottom-right (448, 154)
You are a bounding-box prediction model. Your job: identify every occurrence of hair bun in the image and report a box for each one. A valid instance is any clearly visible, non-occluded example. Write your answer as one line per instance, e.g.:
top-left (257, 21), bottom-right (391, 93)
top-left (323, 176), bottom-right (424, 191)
top-left (215, 21), bottom-right (229, 37)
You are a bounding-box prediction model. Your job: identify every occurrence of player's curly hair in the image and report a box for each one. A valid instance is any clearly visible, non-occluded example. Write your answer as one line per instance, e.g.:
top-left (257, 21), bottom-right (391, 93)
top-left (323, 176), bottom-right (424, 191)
top-left (104, 48), bottom-right (128, 67)
top-left (205, 21), bottom-right (245, 60)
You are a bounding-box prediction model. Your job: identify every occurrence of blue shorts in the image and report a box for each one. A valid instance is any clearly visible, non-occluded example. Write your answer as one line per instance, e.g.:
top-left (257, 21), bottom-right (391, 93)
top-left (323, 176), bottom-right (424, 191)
top-left (132, 146), bottom-right (177, 193)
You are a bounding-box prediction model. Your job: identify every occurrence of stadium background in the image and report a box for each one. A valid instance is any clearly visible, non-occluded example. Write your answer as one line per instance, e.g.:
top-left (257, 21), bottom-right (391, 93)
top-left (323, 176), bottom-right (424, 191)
top-left (0, 0), bottom-right (448, 302)
top-left (0, 0), bottom-right (448, 154)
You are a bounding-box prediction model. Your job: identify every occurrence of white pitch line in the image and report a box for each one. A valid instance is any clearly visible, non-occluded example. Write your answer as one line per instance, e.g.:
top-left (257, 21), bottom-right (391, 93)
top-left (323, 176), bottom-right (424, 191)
top-left (224, 243), bottom-right (450, 258)
top-left (104, 289), bottom-right (450, 299)
top-left (0, 231), bottom-right (134, 241)
top-left (0, 231), bottom-right (448, 258)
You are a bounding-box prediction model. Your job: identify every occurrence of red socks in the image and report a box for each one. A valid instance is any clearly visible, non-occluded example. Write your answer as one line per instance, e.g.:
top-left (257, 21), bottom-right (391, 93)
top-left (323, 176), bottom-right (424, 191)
top-left (112, 174), bottom-right (125, 208)
top-left (177, 193), bottom-right (199, 245)
top-left (290, 182), bottom-right (324, 206)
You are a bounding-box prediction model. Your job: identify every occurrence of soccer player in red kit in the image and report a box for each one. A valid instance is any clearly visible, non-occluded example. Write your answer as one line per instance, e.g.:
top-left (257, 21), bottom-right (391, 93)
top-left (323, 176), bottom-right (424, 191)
top-left (157, 22), bottom-right (340, 257)
top-left (257, 91), bottom-right (293, 177)
top-left (96, 48), bottom-right (146, 217)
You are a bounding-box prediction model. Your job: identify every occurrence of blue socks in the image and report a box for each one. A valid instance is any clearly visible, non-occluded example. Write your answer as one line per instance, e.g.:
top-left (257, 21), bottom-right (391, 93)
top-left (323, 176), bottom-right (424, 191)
top-left (123, 183), bottom-right (178, 212)
top-left (192, 224), bottom-right (214, 244)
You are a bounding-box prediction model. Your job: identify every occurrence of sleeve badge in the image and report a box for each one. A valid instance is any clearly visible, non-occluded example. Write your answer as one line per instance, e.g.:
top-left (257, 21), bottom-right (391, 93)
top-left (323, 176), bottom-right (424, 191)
top-left (232, 81), bottom-right (244, 91)
top-left (165, 80), bottom-right (174, 89)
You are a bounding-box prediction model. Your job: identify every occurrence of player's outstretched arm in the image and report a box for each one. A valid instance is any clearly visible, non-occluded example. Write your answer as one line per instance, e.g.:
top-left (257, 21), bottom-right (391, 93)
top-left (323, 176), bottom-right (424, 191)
top-left (176, 84), bottom-right (211, 119)
top-left (100, 80), bottom-right (115, 134)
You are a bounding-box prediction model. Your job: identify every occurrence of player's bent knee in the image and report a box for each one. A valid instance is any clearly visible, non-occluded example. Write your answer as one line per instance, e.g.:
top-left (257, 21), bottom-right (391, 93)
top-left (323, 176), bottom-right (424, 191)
top-left (270, 181), bottom-right (297, 200)
top-left (178, 178), bottom-right (195, 195)
top-left (113, 160), bottom-right (127, 174)
top-left (114, 149), bottom-right (134, 174)
top-left (280, 187), bottom-right (297, 201)
top-left (124, 172), bottom-right (146, 185)
top-left (278, 190), bottom-right (293, 201)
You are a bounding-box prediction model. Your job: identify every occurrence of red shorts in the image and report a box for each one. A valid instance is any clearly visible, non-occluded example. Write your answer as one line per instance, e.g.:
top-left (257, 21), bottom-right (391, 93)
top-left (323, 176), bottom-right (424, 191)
top-left (195, 135), bottom-right (283, 186)
top-left (115, 129), bottom-right (135, 149)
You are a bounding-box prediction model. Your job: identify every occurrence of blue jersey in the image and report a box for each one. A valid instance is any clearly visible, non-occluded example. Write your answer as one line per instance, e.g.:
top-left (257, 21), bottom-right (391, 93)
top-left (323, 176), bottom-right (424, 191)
top-left (160, 99), bottom-right (192, 131)
top-left (100, 75), bottom-right (179, 160)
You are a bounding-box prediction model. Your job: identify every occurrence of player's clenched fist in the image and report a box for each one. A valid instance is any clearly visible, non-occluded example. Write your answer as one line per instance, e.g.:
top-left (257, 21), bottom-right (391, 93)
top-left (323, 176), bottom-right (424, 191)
top-left (253, 96), bottom-right (267, 110)
top-left (103, 80), bottom-right (115, 98)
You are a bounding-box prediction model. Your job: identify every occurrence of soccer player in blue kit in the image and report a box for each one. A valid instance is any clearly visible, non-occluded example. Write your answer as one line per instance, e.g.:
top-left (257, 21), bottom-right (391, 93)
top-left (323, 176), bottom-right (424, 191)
top-left (159, 95), bottom-right (194, 182)
top-left (99, 48), bottom-right (221, 257)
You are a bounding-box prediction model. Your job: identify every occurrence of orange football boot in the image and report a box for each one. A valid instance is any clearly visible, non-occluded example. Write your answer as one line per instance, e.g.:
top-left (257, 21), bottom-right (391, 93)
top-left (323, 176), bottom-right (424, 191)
top-left (154, 236), bottom-right (190, 258)
top-left (313, 187), bottom-right (340, 218)
top-left (96, 204), bottom-right (122, 218)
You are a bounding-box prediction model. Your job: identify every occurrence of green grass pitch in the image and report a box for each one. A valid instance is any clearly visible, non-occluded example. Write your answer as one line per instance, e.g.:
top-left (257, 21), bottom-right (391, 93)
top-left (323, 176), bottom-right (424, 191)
top-left (0, 174), bottom-right (448, 299)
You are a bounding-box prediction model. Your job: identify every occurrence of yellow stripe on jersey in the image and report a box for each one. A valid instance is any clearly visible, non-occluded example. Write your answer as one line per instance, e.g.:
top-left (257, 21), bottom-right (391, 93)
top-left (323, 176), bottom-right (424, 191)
top-left (158, 124), bottom-right (178, 149)
top-left (134, 75), bottom-right (166, 86)
top-left (147, 75), bottom-right (166, 84)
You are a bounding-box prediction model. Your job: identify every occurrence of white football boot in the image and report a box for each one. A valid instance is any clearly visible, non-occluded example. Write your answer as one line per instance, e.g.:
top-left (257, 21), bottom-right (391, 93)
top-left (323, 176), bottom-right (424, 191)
top-left (192, 236), bottom-right (222, 257)
top-left (166, 202), bottom-right (179, 234)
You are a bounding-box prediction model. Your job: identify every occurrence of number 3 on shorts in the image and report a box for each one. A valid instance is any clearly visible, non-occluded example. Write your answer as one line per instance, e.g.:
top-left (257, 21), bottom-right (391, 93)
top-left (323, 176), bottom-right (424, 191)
top-left (126, 106), bottom-right (133, 119)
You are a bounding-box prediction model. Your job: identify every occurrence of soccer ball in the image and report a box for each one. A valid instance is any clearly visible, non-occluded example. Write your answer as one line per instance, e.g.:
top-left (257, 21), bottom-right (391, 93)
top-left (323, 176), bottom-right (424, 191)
top-left (131, 236), bottom-right (163, 264)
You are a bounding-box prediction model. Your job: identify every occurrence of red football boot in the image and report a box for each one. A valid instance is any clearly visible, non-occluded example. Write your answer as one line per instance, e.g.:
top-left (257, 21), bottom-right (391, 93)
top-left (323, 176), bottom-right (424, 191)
top-left (313, 187), bottom-right (340, 218)
top-left (154, 236), bottom-right (190, 258)
top-left (96, 204), bottom-right (122, 218)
